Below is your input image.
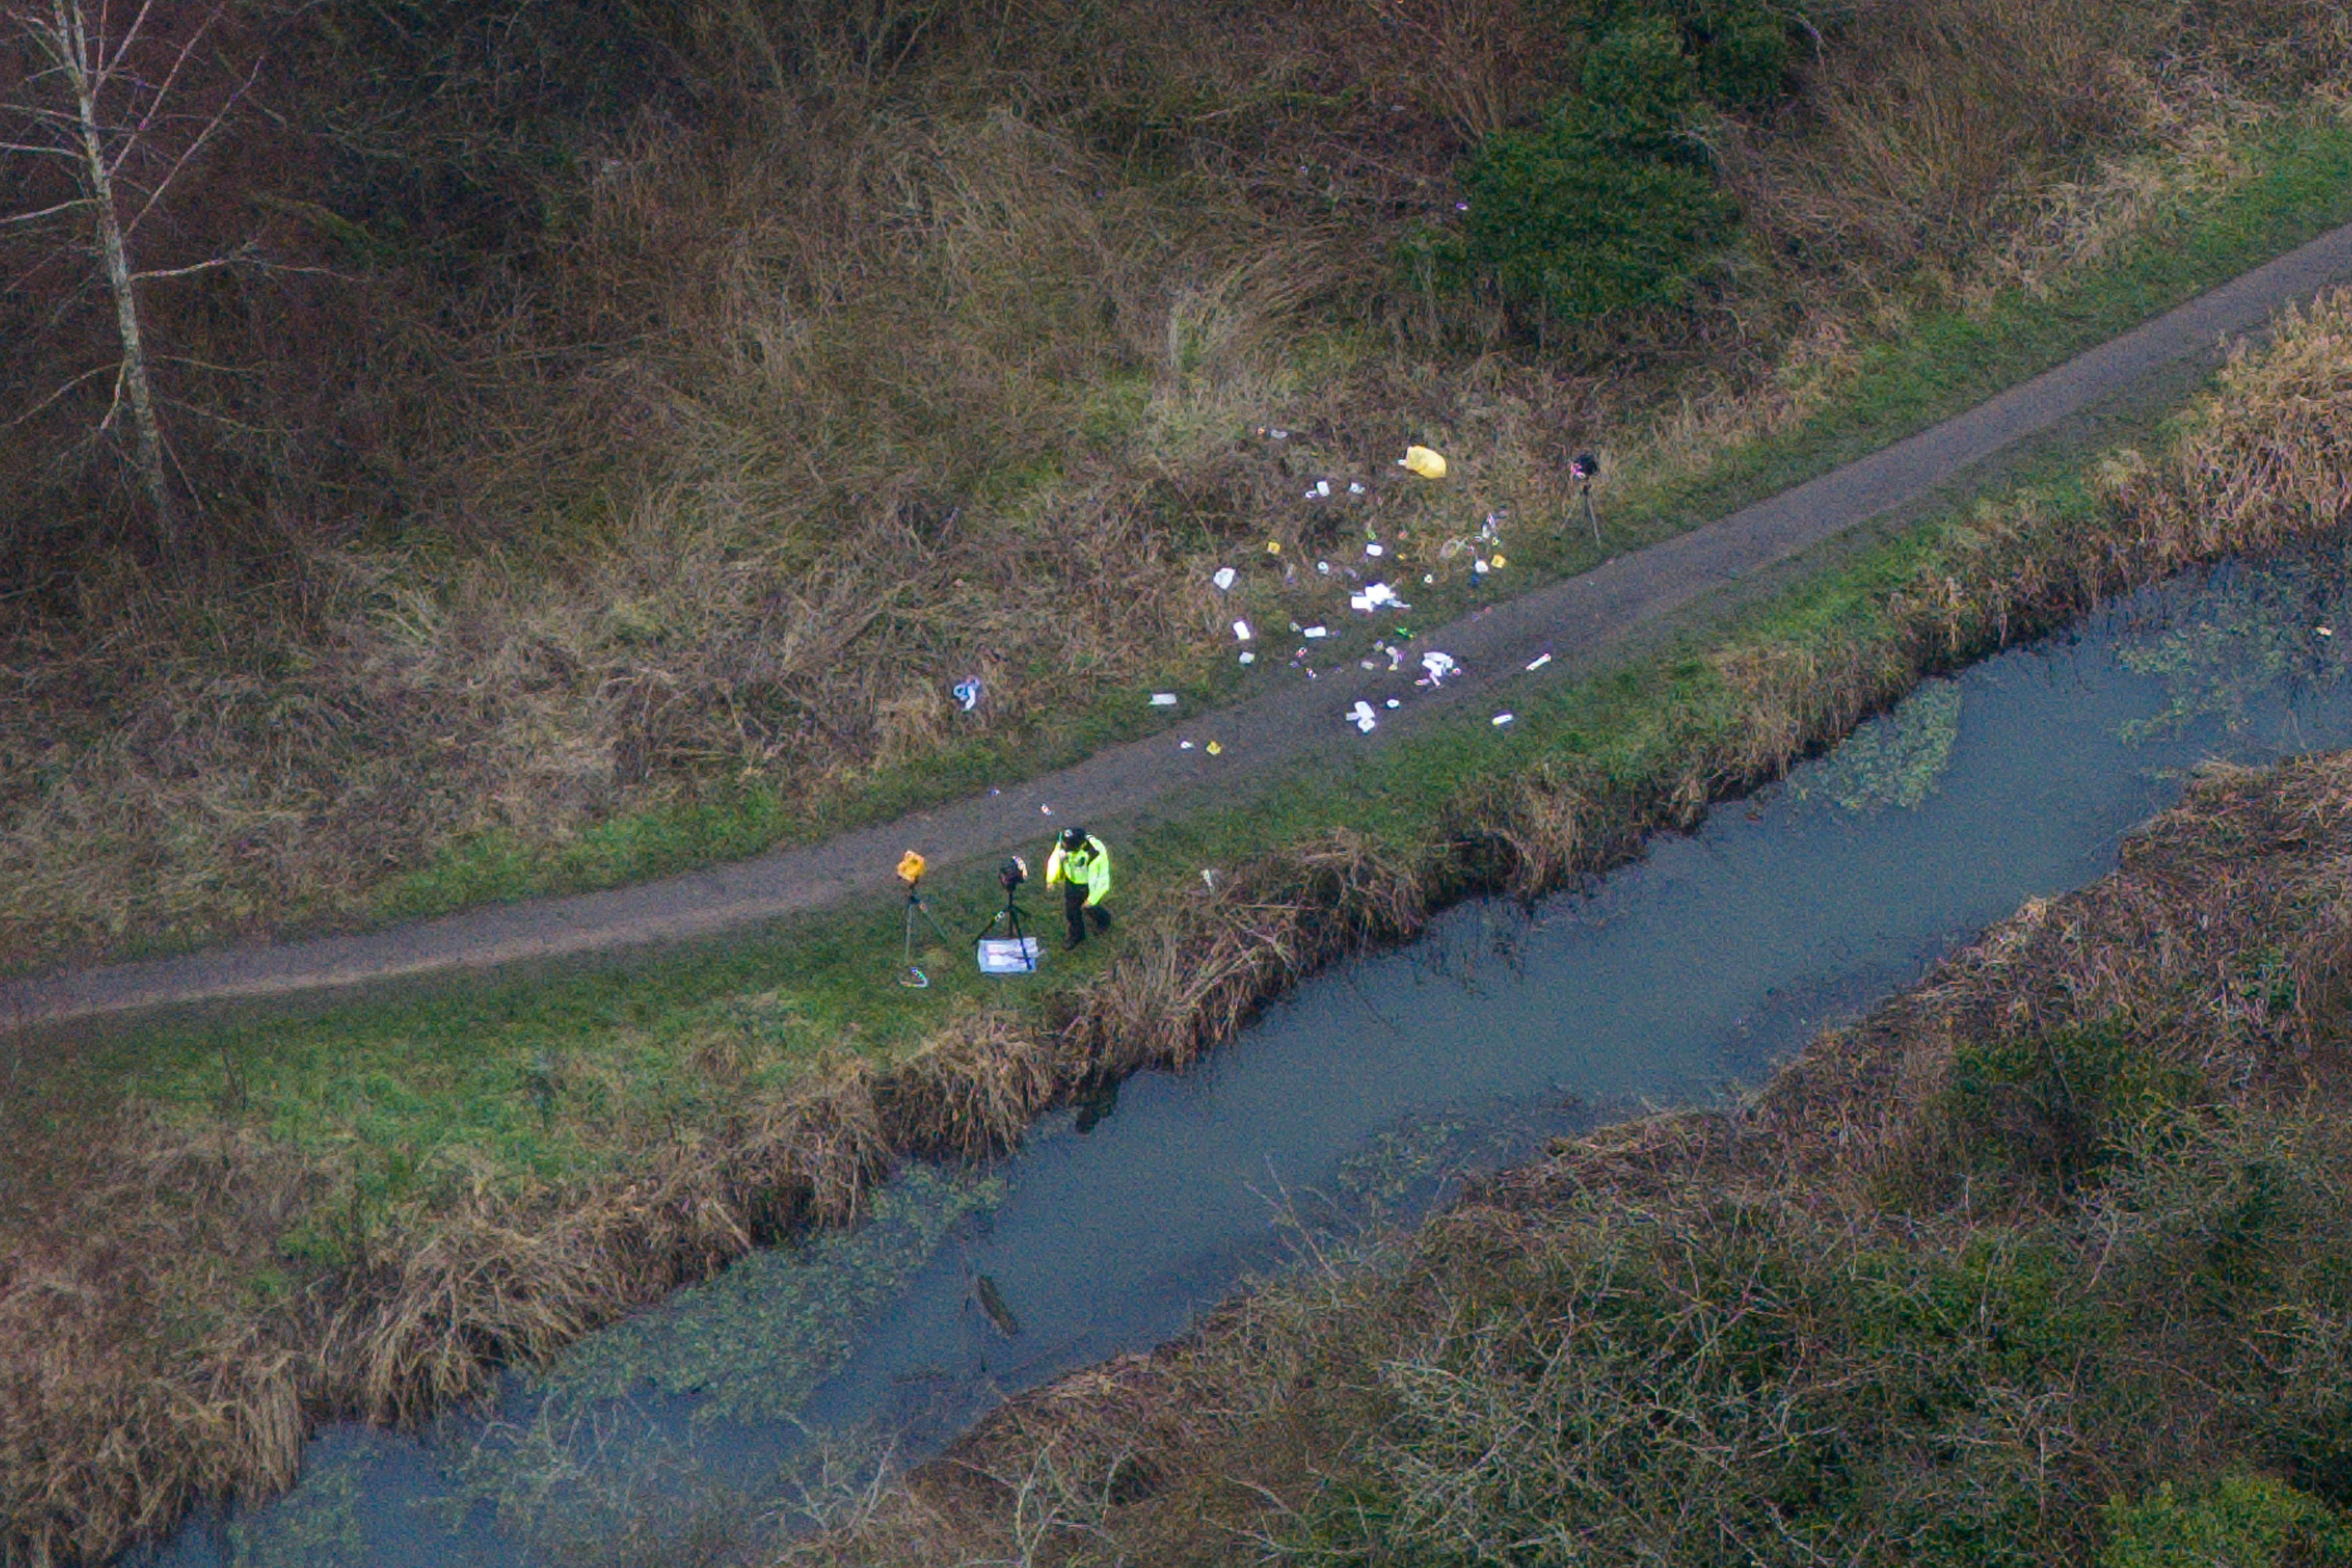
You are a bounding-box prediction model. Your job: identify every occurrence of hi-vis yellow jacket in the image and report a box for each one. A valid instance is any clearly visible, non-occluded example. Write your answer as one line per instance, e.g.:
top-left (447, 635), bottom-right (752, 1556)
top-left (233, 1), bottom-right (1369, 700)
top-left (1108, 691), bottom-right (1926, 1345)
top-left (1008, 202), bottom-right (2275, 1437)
top-left (1045, 835), bottom-right (1112, 906)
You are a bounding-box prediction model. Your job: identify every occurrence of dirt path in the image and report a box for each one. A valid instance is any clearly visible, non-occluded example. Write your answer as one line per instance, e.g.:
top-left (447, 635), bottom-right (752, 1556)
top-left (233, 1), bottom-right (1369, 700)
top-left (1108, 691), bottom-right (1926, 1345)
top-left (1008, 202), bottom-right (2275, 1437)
top-left (13, 223), bottom-right (2352, 1032)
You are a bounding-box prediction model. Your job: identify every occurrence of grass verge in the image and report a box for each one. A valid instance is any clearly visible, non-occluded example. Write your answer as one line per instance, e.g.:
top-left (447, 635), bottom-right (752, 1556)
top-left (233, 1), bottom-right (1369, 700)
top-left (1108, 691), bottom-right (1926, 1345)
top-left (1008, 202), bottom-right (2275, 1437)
top-left (5, 271), bottom-right (2352, 1568)
top-left (363, 108), bottom-right (2352, 933)
top-left (786, 748), bottom-right (2352, 1567)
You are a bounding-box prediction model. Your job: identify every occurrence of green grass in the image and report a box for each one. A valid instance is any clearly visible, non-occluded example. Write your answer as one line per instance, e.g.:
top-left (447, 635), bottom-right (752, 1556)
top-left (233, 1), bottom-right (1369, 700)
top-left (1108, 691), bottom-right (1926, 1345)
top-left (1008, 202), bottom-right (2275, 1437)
top-left (37, 425), bottom-right (2123, 1274)
top-left (357, 111), bottom-right (2352, 933)
top-left (18, 107), bottom-right (2345, 1292)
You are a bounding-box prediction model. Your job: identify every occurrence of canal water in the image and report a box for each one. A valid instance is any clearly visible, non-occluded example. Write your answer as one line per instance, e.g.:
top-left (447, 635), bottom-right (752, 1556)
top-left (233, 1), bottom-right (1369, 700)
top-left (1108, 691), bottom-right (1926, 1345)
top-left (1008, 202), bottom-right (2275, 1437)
top-left (140, 543), bottom-right (2352, 1567)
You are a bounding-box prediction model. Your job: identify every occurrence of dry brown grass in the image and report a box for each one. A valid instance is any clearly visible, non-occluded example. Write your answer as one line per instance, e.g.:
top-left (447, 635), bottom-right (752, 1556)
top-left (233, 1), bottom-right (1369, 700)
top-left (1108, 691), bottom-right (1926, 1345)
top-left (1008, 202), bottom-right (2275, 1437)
top-left (1454, 285), bottom-right (2352, 913)
top-left (7, 22), bottom-right (2352, 1558)
top-left (1060, 830), bottom-right (1428, 1079)
top-left (0, 0), bottom-right (2337, 971)
top-left (786, 751), bottom-right (2352, 1568)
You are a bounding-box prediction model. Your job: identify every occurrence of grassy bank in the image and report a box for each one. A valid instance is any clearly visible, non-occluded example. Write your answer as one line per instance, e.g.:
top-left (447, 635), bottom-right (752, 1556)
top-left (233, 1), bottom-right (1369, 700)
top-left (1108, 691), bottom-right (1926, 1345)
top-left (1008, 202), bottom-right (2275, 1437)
top-left (4, 0), bottom-right (2350, 974)
top-left (785, 753), bottom-right (2352, 1567)
top-left (7, 263), bottom-right (2352, 1567)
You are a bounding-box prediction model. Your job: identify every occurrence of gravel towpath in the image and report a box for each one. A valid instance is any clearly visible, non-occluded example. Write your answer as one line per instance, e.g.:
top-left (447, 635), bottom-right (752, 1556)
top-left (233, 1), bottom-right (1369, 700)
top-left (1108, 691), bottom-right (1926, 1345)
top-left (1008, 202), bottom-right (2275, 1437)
top-left (13, 221), bottom-right (2352, 1030)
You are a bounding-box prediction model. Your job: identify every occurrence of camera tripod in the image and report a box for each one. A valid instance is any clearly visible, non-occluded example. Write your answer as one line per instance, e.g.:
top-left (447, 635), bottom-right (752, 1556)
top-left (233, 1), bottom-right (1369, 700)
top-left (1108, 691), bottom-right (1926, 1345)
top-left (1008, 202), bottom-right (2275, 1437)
top-left (900, 883), bottom-right (958, 988)
top-left (978, 883), bottom-right (1038, 972)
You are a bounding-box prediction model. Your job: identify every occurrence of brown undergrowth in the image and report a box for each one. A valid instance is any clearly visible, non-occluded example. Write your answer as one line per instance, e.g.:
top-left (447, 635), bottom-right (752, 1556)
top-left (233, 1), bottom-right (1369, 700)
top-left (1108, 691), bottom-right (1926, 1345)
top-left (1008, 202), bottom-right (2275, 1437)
top-left (2, 0), bottom-right (2341, 972)
top-left (785, 727), bottom-right (2352, 1568)
top-left (7, 287), bottom-right (2352, 1568)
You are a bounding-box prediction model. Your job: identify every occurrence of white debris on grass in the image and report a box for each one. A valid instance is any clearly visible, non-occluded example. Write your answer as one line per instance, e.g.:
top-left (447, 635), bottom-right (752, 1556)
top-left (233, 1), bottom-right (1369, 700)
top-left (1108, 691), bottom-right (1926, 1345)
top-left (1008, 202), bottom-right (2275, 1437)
top-left (1211, 566), bottom-right (1237, 592)
top-left (1233, 619), bottom-right (1254, 641)
top-left (1526, 653), bottom-right (1552, 671)
top-left (1492, 712), bottom-right (1514, 726)
top-left (1348, 701), bottom-right (1378, 733)
top-left (1419, 650), bottom-right (1457, 685)
top-left (1151, 693), bottom-right (1178, 706)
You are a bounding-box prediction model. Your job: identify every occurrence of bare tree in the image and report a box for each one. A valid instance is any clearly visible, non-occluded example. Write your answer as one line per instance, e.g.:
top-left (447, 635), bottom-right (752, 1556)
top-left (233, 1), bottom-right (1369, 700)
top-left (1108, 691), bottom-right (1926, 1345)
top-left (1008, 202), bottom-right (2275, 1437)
top-left (2, 0), bottom-right (256, 550)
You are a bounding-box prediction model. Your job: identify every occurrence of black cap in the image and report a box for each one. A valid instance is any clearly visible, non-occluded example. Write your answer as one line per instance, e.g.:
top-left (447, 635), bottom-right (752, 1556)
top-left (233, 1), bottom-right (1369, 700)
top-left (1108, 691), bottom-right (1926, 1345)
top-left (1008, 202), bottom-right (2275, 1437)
top-left (1059, 827), bottom-right (1087, 850)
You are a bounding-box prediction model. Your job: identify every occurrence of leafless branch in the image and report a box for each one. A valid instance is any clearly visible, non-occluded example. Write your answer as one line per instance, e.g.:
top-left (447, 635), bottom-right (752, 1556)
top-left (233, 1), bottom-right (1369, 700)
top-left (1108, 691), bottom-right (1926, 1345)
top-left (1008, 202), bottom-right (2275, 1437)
top-left (123, 55), bottom-right (258, 236)
top-left (1, 358), bottom-right (114, 428)
top-left (131, 242), bottom-right (257, 281)
top-left (0, 194), bottom-right (91, 225)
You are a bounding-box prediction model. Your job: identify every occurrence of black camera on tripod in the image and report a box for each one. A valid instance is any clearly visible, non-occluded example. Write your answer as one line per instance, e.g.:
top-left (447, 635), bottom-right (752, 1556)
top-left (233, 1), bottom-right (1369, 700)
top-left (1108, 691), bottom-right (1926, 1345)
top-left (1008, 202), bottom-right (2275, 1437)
top-left (998, 855), bottom-right (1028, 893)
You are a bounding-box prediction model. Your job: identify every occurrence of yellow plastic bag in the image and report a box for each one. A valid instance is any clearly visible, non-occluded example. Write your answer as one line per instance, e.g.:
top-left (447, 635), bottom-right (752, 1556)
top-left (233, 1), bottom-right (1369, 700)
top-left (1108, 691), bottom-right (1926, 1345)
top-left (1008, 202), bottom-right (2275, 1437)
top-left (1399, 445), bottom-right (1448, 479)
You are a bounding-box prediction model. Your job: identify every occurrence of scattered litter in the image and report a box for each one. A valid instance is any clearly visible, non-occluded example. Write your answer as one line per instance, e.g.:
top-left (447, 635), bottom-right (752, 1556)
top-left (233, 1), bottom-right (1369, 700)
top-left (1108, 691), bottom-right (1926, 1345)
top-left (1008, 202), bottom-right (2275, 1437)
top-left (1492, 712), bottom-right (1515, 727)
top-left (1042, 804), bottom-right (1054, 815)
top-left (1304, 625), bottom-right (1329, 639)
top-left (1150, 693), bottom-right (1178, 706)
top-left (1492, 554), bottom-right (1508, 569)
top-left (1206, 740), bottom-right (1223, 755)
top-left (1290, 621), bottom-right (1303, 632)
top-left (1360, 658), bottom-right (1379, 670)
top-left (1233, 619), bottom-right (1254, 641)
top-left (1365, 543), bottom-right (1385, 556)
top-left (1258, 426), bottom-right (1289, 441)
top-left (1349, 700), bottom-right (1378, 733)
top-left (1420, 650), bottom-right (1458, 685)
top-left (1316, 479), bottom-right (1332, 497)
top-left (1385, 698), bottom-right (1401, 709)
top-left (2323, 626), bottom-right (2336, 637)
top-left (1317, 560), bottom-right (1331, 574)
top-left (1201, 869), bottom-right (1217, 889)
top-left (1473, 558), bottom-right (1490, 575)
top-left (1212, 566), bottom-right (1237, 592)
top-left (1439, 538), bottom-right (1466, 559)
top-left (1349, 582), bottom-right (1406, 613)
top-left (1526, 652), bottom-right (1553, 671)
top-left (1180, 740), bottom-right (1196, 750)
top-left (1348, 481), bottom-right (1366, 495)
top-left (1387, 647), bottom-right (1405, 671)
top-left (1266, 539), bottom-right (1282, 555)
top-left (1424, 573), bottom-right (1436, 584)
top-left (989, 787), bottom-right (1000, 797)
top-left (1239, 651), bottom-right (1255, 665)
top-left (1399, 445), bottom-right (1448, 479)
top-left (951, 678), bottom-right (983, 711)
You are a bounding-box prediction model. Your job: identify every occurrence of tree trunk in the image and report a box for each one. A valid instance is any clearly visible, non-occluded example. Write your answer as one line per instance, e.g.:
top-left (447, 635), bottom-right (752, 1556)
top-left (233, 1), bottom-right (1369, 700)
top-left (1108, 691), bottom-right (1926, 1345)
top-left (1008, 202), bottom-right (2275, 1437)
top-left (53, 0), bottom-right (176, 550)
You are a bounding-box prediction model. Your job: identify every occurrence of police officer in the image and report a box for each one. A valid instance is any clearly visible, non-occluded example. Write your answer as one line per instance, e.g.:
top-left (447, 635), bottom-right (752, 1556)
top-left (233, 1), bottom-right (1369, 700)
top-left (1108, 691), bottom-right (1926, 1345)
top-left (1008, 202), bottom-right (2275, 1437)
top-left (1044, 826), bottom-right (1113, 949)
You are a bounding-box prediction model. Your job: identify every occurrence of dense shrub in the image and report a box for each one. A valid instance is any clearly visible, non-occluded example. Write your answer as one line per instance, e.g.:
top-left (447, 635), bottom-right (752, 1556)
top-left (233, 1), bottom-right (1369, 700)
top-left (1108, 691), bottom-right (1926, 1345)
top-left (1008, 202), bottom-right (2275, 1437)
top-left (1427, 0), bottom-right (1789, 328)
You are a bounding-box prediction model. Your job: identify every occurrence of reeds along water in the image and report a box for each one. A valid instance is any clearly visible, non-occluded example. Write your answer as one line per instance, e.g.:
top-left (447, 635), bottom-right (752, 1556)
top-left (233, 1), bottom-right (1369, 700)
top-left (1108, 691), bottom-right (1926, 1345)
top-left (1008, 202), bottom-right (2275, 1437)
top-left (120, 516), bottom-right (2352, 1568)
top-left (16, 116), bottom-right (2352, 1568)
top-left (0, 0), bottom-right (2336, 976)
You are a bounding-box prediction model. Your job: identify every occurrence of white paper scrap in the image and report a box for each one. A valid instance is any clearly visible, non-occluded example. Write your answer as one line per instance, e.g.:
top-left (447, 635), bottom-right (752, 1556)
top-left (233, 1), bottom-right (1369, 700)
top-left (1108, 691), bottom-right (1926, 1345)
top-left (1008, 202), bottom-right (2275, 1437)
top-left (1304, 625), bottom-right (1329, 639)
top-left (1526, 653), bottom-right (1552, 671)
top-left (1212, 566), bottom-right (1236, 592)
top-left (1233, 619), bottom-right (1254, 641)
top-left (1492, 712), bottom-right (1514, 726)
top-left (1151, 693), bottom-right (1178, 706)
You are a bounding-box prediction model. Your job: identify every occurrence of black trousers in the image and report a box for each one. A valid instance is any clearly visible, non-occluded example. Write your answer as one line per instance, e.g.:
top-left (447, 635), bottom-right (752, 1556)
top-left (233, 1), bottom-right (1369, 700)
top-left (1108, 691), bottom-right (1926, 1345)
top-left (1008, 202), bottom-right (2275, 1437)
top-left (1063, 882), bottom-right (1111, 946)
